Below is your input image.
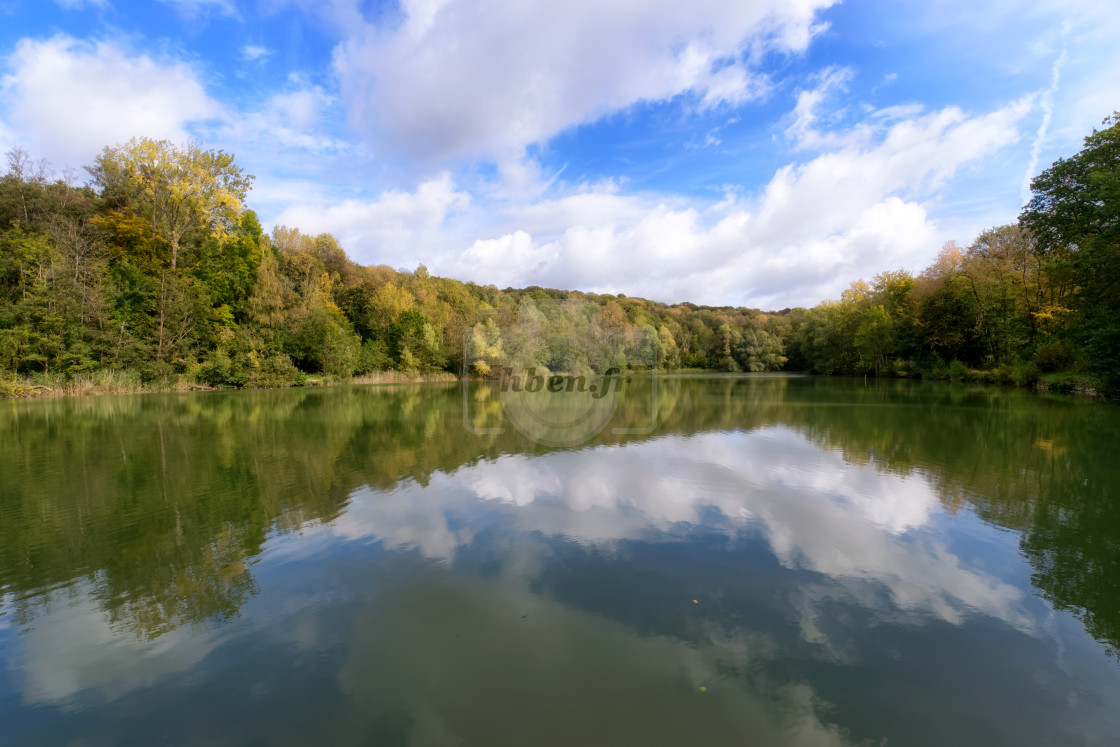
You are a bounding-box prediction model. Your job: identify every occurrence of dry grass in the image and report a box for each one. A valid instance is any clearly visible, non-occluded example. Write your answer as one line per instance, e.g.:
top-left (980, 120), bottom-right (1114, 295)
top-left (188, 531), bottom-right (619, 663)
top-left (0, 369), bottom-right (461, 399)
top-left (0, 370), bottom-right (195, 399)
top-left (350, 371), bottom-right (459, 386)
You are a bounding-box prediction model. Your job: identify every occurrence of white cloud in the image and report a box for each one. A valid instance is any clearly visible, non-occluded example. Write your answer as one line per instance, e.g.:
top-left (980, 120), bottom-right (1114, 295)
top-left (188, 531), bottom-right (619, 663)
top-left (53, 0), bottom-right (110, 9)
top-left (548, 99), bottom-right (1024, 306)
top-left (313, 427), bottom-right (1032, 639)
top-left (0, 117), bottom-right (15, 160)
top-left (0, 35), bottom-right (222, 169)
top-left (1019, 11), bottom-right (1120, 183)
top-left (8, 581), bottom-right (220, 706)
top-left (332, 0), bottom-right (838, 165)
top-left (216, 84), bottom-right (346, 160)
top-left (8, 557), bottom-right (853, 745)
top-left (271, 174), bottom-right (471, 265)
top-left (1020, 46), bottom-right (1065, 205)
top-left (156, 0), bottom-right (238, 18)
top-left (787, 66), bottom-right (854, 149)
top-left (900, 0), bottom-right (1120, 192)
top-left (279, 97), bottom-right (1026, 307)
top-left (240, 44), bottom-right (271, 63)
top-left (265, 87), bottom-right (331, 131)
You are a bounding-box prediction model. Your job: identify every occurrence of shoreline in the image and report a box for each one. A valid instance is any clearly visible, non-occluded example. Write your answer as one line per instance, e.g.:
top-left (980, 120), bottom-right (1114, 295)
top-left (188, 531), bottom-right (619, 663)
top-left (1, 368), bottom-right (1109, 401)
top-left (0, 370), bottom-right (461, 400)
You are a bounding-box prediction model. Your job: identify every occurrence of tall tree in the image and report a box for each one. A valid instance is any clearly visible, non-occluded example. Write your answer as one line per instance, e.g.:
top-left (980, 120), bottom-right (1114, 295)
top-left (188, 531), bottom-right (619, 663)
top-left (4, 147), bottom-right (50, 225)
top-left (87, 138), bottom-right (253, 269)
top-left (1021, 113), bottom-right (1120, 390)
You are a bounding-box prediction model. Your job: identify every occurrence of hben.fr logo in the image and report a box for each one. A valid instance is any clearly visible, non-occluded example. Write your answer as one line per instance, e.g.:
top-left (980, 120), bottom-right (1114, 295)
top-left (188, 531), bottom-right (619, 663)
top-left (462, 300), bottom-right (658, 447)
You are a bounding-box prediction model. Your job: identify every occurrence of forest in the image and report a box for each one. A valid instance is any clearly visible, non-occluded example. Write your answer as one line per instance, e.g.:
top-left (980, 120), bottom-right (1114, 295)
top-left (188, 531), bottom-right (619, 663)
top-left (1, 114), bottom-right (1116, 396)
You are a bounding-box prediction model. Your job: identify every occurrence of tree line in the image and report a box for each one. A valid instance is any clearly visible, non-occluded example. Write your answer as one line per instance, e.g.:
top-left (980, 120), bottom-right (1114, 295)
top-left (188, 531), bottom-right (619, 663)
top-left (790, 113), bottom-right (1119, 393)
top-left (1, 114), bottom-right (1116, 394)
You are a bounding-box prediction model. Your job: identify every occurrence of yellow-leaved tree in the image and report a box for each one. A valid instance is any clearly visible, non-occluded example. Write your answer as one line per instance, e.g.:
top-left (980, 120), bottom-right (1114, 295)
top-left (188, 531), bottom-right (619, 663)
top-left (87, 137), bottom-right (253, 269)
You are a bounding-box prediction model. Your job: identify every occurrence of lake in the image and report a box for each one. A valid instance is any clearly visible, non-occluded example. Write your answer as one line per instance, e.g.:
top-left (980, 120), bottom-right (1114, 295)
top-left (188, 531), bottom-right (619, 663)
top-left (1, 376), bottom-right (1119, 746)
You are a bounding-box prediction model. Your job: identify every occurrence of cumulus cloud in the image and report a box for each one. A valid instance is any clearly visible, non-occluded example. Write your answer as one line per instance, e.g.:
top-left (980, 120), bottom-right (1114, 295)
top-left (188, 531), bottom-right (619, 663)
top-left (216, 84), bottom-right (346, 160)
top-left (332, 0), bottom-right (838, 165)
top-left (10, 582), bottom-right (220, 705)
top-left (273, 97), bottom-right (1027, 307)
top-left (499, 99), bottom-right (1024, 306)
top-left (308, 427), bottom-right (1032, 639)
top-left (0, 35), bottom-right (222, 169)
top-left (271, 173), bottom-right (471, 265)
top-left (12, 537), bottom-right (854, 746)
top-left (7, 0), bottom-right (1085, 309)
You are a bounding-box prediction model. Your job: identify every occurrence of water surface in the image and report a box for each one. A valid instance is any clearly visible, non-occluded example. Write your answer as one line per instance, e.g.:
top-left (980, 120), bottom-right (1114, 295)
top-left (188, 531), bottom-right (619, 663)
top-left (1, 376), bottom-right (1119, 745)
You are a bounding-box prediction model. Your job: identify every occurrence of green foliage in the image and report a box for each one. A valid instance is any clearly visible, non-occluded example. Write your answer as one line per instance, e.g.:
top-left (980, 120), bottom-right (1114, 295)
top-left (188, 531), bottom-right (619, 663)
top-left (1033, 340), bottom-right (1080, 373)
top-left (3, 116), bottom-right (1117, 396)
top-left (256, 353), bottom-right (306, 387)
top-left (285, 286), bottom-right (362, 378)
top-left (357, 339), bottom-right (391, 374)
top-left (88, 137), bottom-right (253, 269)
top-left (656, 325), bottom-right (680, 370)
top-left (466, 318), bottom-right (504, 376)
top-left (1014, 361), bottom-right (1042, 387)
top-left (197, 351), bottom-right (243, 388)
top-left (91, 207), bottom-right (171, 271)
top-left (389, 309), bottom-right (445, 372)
top-left (1021, 113), bottom-right (1120, 393)
top-left (854, 305), bottom-right (893, 375)
top-left (0, 375), bottom-right (31, 397)
top-left (788, 112), bottom-right (1116, 391)
top-left (735, 328), bottom-right (786, 372)
top-left (186, 210), bottom-right (263, 319)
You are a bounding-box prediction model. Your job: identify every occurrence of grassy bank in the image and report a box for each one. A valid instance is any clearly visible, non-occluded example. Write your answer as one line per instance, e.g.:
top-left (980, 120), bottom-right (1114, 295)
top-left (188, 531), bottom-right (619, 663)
top-left (350, 371), bottom-right (459, 386)
top-left (1036, 372), bottom-right (1101, 396)
top-left (0, 370), bottom-right (178, 399)
top-left (2, 366), bottom-right (1106, 401)
top-left (0, 369), bottom-right (462, 400)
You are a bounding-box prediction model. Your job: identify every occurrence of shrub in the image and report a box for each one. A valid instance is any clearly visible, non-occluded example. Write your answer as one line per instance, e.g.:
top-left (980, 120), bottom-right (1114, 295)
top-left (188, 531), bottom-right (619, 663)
top-left (138, 360), bottom-right (174, 385)
top-left (918, 352), bottom-right (949, 380)
top-left (0, 377), bottom-right (31, 397)
top-left (948, 359), bottom-right (968, 382)
top-left (196, 354), bottom-right (233, 387)
top-left (1033, 340), bottom-right (1080, 373)
top-left (357, 339), bottom-right (391, 374)
top-left (991, 364), bottom-right (1015, 385)
top-left (1012, 361), bottom-right (1041, 387)
top-left (252, 354), bottom-right (304, 387)
top-left (891, 359), bottom-right (919, 378)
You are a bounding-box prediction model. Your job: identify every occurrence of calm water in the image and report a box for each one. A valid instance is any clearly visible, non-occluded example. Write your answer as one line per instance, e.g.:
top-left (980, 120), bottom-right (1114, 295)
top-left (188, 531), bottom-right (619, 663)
top-left (1, 376), bottom-right (1119, 746)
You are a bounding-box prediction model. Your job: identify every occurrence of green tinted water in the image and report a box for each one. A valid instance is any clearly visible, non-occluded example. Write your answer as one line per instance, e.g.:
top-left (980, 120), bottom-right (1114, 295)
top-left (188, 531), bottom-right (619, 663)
top-left (1, 376), bottom-right (1118, 745)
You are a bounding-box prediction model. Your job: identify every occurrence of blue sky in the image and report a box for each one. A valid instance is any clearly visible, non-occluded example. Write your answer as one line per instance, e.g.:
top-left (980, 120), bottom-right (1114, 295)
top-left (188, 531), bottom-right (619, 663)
top-left (1, 0), bottom-right (1116, 308)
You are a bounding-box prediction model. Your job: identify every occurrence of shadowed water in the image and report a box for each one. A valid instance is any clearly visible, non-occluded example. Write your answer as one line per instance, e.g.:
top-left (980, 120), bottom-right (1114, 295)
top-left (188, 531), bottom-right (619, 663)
top-left (1, 376), bottom-right (1118, 745)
